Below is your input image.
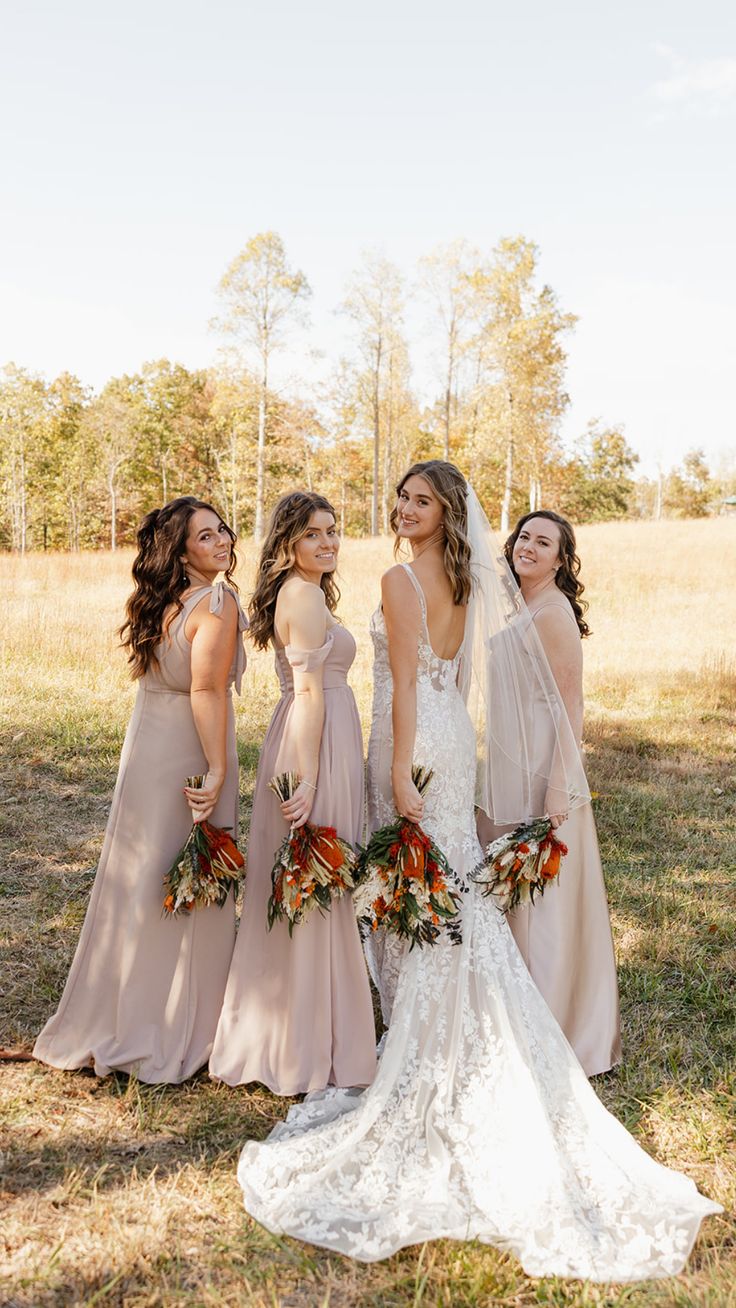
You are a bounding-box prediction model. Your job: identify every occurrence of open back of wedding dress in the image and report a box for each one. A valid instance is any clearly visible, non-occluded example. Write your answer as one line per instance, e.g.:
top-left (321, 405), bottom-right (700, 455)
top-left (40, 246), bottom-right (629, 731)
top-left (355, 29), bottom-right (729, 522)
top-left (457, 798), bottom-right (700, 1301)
top-left (237, 565), bottom-right (720, 1280)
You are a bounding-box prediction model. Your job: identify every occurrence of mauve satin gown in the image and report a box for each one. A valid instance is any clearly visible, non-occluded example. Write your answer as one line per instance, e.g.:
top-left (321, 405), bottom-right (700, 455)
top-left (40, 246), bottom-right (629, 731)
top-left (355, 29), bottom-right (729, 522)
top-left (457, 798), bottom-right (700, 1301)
top-left (33, 583), bottom-right (245, 1084)
top-left (209, 623), bottom-right (377, 1094)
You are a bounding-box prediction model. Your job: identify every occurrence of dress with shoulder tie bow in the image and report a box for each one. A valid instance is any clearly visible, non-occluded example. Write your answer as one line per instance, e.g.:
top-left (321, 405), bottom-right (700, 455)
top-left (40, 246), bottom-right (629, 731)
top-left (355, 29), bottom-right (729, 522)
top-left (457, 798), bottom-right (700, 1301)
top-left (34, 583), bottom-right (246, 1083)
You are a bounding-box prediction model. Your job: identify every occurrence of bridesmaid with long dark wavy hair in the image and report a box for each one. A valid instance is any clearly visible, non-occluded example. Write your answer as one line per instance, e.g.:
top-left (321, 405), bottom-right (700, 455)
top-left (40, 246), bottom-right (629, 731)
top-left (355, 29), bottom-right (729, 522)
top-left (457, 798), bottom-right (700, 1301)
top-left (34, 496), bottom-right (246, 1084)
top-left (478, 508), bottom-right (621, 1076)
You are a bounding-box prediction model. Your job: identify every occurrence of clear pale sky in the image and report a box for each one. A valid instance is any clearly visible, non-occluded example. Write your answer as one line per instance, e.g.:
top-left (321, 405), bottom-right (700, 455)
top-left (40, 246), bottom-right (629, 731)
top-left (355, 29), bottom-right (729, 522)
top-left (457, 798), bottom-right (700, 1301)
top-left (2, 0), bottom-right (735, 476)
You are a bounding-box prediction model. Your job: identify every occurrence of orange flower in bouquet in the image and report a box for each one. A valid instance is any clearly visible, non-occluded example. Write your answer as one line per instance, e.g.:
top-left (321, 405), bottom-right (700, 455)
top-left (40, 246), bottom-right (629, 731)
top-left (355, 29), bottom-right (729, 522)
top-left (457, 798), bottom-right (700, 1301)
top-left (471, 816), bottom-right (567, 913)
top-left (266, 771), bottom-right (358, 936)
top-left (162, 775), bottom-right (244, 916)
top-left (352, 766), bottom-right (462, 948)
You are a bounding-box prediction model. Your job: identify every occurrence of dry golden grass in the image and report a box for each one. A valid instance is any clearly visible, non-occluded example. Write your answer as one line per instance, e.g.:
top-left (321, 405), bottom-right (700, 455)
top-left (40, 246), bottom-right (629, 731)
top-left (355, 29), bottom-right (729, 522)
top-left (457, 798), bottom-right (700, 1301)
top-left (1, 520), bottom-right (735, 1307)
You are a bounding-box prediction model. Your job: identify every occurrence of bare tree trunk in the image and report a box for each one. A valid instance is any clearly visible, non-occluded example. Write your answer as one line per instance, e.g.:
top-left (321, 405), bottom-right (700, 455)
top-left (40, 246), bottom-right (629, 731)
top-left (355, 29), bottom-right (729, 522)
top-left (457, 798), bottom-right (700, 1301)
top-left (304, 434), bottom-right (313, 492)
top-left (108, 454), bottom-right (128, 550)
top-left (655, 465), bottom-right (663, 520)
top-left (213, 450), bottom-right (229, 523)
top-left (500, 391), bottom-right (514, 534)
top-left (381, 433), bottom-right (392, 532)
top-left (9, 462), bottom-right (20, 551)
top-left (254, 353), bottom-right (268, 539)
top-left (382, 351), bottom-right (395, 532)
top-left (444, 327), bottom-right (454, 461)
top-left (340, 479), bottom-right (346, 537)
top-left (228, 430), bottom-right (237, 536)
top-left (371, 336), bottom-right (382, 536)
top-left (110, 479), bottom-right (117, 551)
top-left (20, 447), bottom-right (27, 554)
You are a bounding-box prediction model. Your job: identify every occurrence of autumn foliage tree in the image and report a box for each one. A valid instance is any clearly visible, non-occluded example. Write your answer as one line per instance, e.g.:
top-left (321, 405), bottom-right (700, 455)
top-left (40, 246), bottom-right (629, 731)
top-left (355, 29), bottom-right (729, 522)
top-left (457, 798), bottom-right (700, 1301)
top-left (465, 238), bottom-right (576, 531)
top-left (1, 229), bottom-right (717, 550)
top-left (213, 232), bottom-right (311, 538)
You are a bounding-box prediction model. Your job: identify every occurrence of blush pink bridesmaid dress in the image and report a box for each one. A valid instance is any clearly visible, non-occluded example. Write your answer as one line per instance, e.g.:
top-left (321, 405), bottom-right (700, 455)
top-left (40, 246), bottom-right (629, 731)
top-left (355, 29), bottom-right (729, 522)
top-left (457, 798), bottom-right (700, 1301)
top-left (33, 583), bottom-right (246, 1083)
top-left (209, 623), bottom-right (377, 1094)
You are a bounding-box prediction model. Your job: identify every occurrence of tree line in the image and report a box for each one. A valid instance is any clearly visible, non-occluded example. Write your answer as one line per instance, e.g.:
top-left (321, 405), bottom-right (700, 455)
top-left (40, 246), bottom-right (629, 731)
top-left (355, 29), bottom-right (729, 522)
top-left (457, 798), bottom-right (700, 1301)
top-left (1, 232), bottom-right (731, 553)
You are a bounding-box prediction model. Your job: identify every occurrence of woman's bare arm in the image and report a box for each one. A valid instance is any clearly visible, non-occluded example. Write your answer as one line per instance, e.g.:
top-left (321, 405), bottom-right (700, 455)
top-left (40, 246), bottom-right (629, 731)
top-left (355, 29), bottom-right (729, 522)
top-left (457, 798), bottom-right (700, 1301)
top-left (276, 581), bottom-right (327, 829)
top-left (184, 592), bottom-right (239, 823)
top-left (533, 605), bottom-right (584, 828)
top-left (382, 567), bottom-right (424, 822)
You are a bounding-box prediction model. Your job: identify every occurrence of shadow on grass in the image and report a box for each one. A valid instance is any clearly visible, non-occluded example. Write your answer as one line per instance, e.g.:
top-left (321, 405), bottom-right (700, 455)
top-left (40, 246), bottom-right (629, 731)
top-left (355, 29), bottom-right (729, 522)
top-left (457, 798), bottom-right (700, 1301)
top-left (2, 1066), bottom-right (286, 1201)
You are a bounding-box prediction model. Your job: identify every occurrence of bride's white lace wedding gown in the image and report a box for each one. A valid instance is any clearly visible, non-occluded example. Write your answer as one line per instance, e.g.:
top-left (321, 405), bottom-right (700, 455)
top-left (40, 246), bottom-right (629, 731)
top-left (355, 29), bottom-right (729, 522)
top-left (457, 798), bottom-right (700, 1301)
top-left (237, 567), bottom-right (720, 1279)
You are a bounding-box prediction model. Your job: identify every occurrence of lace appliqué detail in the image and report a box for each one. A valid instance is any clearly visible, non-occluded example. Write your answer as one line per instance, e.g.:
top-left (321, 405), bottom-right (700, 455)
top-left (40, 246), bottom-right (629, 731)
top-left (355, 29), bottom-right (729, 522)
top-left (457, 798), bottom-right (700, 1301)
top-left (236, 572), bottom-right (722, 1278)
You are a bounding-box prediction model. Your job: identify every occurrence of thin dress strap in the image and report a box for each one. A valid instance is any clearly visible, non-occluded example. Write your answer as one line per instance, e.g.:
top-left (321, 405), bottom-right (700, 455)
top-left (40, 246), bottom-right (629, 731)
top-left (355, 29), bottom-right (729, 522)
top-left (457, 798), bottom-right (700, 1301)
top-left (401, 563), bottom-right (428, 630)
top-left (401, 562), bottom-right (466, 664)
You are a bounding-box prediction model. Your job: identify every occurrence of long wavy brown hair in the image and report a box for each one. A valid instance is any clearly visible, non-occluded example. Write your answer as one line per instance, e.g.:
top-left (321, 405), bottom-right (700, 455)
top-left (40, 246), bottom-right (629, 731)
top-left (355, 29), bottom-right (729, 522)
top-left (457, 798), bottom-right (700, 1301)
top-left (119, 496), bottom-right (238, 678)
top-left (504, 509), bottom-right (590, 638)
top-left (390, 461), bottom-right (473, 606)
top-left (248, 491), bottom-right (340, 651)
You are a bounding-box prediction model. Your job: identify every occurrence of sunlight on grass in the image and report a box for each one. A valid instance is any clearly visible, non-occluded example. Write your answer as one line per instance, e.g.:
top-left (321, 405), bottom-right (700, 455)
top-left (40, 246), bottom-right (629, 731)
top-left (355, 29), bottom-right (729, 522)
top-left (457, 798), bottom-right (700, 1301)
top-left (1, 519), bottom-right (735, 1306)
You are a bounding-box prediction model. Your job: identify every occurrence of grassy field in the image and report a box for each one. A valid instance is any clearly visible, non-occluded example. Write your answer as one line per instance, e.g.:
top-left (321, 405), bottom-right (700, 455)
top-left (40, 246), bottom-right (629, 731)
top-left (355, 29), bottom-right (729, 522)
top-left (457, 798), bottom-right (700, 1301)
top-left (1, 520), bottom-right (735, 1308)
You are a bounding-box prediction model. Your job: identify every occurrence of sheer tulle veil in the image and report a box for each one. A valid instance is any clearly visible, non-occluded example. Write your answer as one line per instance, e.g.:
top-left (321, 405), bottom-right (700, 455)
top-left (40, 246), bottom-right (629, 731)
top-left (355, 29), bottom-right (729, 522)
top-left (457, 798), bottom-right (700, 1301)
top-left (234, 476), bottom-right (722, 1279)
top-left (461, 484), bottom-right (590, 825)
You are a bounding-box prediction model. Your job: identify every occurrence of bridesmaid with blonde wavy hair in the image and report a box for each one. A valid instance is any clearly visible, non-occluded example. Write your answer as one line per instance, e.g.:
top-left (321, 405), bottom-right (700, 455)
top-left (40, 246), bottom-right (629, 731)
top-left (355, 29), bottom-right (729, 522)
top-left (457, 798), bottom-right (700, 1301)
top-left (210, 490), bottom-right (376, 1094)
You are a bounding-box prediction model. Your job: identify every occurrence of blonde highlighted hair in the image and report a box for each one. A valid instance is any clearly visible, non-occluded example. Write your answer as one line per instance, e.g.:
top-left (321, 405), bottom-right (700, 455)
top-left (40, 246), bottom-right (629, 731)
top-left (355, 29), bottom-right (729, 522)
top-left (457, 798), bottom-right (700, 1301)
top-left (390, 460), bottom-right (473, 606)
top-left (248, 491), bottom-right (340, 650)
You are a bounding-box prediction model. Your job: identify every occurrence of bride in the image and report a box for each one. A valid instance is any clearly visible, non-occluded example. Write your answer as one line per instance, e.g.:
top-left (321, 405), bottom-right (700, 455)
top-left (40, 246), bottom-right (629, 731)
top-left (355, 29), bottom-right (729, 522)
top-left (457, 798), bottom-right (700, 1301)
top-left (237, 461), bottom-right (720, 1280)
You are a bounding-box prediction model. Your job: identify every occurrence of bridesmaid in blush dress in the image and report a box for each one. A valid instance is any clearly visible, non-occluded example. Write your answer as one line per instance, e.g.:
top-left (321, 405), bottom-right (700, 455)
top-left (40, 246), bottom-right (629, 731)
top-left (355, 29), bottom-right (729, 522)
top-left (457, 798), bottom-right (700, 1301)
top-left (34, 497), bottom-right (246, 1084)
top-left (478, 509), bottom-right (621, 1077)
top-left (209, 491), bottom-right (376, 1094)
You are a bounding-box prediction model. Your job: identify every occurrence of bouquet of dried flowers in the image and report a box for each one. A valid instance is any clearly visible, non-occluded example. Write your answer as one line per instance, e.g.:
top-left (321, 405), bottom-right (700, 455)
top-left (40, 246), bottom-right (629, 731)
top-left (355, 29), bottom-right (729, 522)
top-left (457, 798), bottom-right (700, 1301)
top-left (353, 766), bottom-right (462, 948)
top-left (471, 816), bottom-right (567, 913)
top-left (266, 771), bottom-right (358, 936)
top-left (163, 775), bottom-right (244, 916)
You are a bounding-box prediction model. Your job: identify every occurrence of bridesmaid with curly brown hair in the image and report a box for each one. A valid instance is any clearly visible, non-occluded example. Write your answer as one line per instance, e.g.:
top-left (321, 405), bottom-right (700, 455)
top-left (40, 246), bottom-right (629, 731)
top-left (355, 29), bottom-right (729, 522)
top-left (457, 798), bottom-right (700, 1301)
top-left (210, 490), bottom-right (376, 1094)
top-left (34, 496), bottom-right (246, 1084)
top-left (478, 509), bottom-right (621, 1076)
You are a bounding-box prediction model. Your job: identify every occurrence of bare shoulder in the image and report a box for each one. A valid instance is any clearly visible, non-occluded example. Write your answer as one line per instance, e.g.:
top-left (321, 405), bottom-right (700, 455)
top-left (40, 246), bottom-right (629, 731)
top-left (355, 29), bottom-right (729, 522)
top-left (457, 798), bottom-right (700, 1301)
top-left (186, 589), bottom-right (238, 650)
top-left (533, 598), bottom-right (577, 628)
top-left (277, 576), bottom-right (328, 648)
top-left (532, 602), bottom-right (581, 659)
top-left (379, 567), bottom-right (420, 643)
top-left (381, 563), bottom-right (414, 598)
top-left (279, 576), bottom-right (327, 617)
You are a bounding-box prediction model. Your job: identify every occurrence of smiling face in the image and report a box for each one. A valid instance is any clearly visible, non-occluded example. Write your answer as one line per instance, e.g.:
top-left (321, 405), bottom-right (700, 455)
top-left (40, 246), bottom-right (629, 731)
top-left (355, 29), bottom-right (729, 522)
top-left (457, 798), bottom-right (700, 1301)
top-left (180, 508), bottom-right (233, 582)
top-left (293, 509), bottom-right (339, 578)
top-left (396, 475), bottom-right (445, 545)
top-left (512, 516), bottom-right (562, 591)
